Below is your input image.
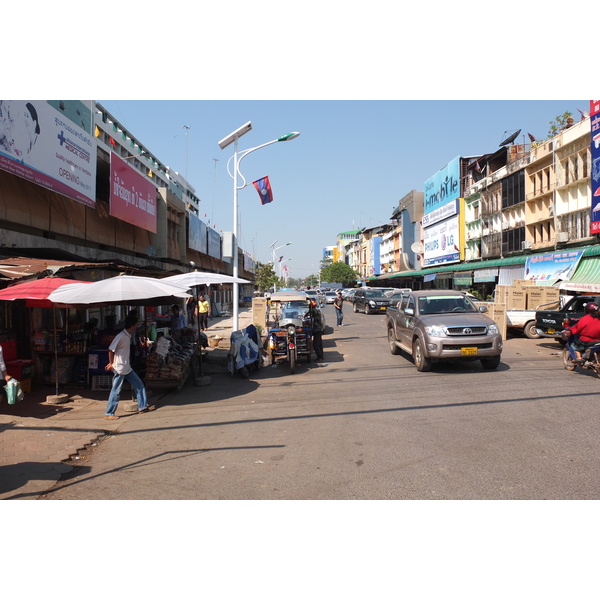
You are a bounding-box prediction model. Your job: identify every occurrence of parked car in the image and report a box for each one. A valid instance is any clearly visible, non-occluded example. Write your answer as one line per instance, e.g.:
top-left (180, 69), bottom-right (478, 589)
top-left (324, 291), bottom-right (337, 304)
top-left (386, 289), bottom-right (503, 371)
top-left (305, 289), bottom-right (323, 307)
top-left (535, 294), bottom-right (600, 342)
top-left (352, 287), bottom-right (392, 314)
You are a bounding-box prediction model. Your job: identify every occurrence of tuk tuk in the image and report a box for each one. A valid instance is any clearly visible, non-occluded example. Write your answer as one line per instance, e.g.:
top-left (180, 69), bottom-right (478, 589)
top-left (266, 291), bottom-right (314, 373)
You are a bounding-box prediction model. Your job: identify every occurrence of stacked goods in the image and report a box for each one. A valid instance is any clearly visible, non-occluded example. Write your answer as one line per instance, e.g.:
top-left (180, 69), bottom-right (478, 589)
top-left (147, 342), bottom-right (196, 381)
top-left (145, 352), bottom-right (165, 380)
top-left (495, 283), bottom-right (560, 310)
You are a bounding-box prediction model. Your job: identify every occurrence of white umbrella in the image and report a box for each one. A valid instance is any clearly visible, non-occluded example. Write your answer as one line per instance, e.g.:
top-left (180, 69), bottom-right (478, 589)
top-left (48, 275), bottom-right (192, 306)
top-left (162, 272), bottom-right (251, 288)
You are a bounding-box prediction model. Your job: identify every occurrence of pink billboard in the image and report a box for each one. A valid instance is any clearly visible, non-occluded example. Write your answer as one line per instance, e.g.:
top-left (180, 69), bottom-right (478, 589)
top-left (110, 153), bottom-right (157, 233)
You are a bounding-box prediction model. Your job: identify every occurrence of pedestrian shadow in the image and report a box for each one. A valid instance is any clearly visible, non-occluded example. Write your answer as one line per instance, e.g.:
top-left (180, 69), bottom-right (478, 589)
top-left (0, 461), bottom-right (91, 497)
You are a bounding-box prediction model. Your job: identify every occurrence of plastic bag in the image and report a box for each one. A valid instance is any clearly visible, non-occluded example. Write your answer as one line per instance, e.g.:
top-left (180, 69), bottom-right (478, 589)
top-left (6, 379), bottom-right (23, 405)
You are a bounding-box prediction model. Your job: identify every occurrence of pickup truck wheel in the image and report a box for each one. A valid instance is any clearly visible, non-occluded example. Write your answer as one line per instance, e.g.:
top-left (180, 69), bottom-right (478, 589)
top-left (524, 321), bottom-right (541, 339)
top-left (413, 338), bottom-right (432, 372)
top-left (388, 328), bottom-right (401, 355)
top-left (480, 355), bottom-right (501, 370)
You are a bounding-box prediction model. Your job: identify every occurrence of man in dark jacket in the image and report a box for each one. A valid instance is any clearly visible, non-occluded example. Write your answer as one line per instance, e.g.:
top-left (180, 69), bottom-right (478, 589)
top-left (307, 299), bottom-right (325, 363)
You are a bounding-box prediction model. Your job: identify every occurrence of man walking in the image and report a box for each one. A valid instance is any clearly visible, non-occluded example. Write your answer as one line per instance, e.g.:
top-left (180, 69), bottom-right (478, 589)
top-left (333, 291), bottom-right (344, 326)
top-left (307, 298), bottom-right (325, 363)
top-left (104, 315), bottom-right (154, 420)
top-left (198, 294), bottom-right (210, 332)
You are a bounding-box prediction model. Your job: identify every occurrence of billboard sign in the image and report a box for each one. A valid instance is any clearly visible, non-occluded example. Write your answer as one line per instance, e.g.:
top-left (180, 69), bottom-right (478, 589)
top-left (423, 215), bottom-right (460, 267)
top-left (207, 227), bottom-right (221, 259)
top-left (423, 156), bottom-right (460, 215)
top-left (0, 100), bottom-right (96, 206)
top-left (188, 211), bottom-right (208, 254)
top-left (110, 153), bottom-right (157, 233)
top-left (590, 100), bottom-right (600, 233)
top-left (524, 249), bottom-right (584, 283)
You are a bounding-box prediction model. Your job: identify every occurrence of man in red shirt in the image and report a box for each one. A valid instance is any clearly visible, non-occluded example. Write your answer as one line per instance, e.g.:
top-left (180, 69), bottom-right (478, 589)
top-left (567, 302), bottom-right (600, 362)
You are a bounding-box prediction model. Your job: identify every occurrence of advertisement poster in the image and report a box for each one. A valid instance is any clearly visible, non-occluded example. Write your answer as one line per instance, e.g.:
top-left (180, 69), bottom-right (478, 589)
top-left (207, 227), bottom-right (221, 259)
top-left (188, 211), bottom-right (208, 253)
top-left (0, 100), bottom-right (96, 207)
top-left (423, 216), bottom-right (460, 267)
top-left (590, 100), bottom-right (600, 233)
top-left (524, 250), bottom-right (584, 282)
top-left (110, 153), bottom-right (157, 233)
top-left (423, 156), bottom-right (461, 215)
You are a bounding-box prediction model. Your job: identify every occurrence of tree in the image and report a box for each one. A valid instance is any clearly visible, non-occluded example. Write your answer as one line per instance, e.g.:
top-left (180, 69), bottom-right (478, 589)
top-left (320, 262), bottom-right (360, 287)
top-left (547, 111), bottom-right (574, 138)
top-left (254, 262), bottom-right (278, 292)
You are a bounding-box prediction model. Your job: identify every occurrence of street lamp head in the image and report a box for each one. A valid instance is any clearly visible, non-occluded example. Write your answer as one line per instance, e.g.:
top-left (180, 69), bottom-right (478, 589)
top-left (277, 132), bottom-right (300, 142)
top-left (218, 121), bottom-right (253, 150)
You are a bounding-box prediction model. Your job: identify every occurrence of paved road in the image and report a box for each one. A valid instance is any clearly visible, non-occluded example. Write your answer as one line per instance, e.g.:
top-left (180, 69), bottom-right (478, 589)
top-left (41, 304), bottom-right (600, 500)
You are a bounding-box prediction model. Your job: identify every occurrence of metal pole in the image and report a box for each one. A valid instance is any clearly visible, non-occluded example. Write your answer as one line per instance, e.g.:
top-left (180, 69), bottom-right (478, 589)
top-left (232, 138), bottom-right (239, 331)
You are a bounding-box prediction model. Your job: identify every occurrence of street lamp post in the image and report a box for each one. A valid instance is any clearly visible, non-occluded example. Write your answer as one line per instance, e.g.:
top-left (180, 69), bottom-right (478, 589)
top-left (271, 241), bottom-right (292, 292)
top-left (219, 124), bottom-right (299, 331)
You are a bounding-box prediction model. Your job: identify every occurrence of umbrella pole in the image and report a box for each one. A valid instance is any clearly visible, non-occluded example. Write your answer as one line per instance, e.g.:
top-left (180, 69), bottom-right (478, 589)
top-left (53, 306), bottom-right (59, 396)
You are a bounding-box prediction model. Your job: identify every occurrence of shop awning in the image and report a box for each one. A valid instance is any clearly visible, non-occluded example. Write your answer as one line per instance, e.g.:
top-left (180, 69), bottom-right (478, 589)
top-left (558, 256), bottom-right (600, 293)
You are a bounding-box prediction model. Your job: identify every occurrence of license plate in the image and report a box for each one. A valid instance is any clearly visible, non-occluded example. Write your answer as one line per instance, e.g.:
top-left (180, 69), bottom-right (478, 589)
top-left (461, 347), bottom-right (478, 355)
top-left (547, 328), bottom-right (555, 334)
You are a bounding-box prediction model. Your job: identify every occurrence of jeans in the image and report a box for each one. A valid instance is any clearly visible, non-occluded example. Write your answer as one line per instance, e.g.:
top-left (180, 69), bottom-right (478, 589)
top-left (335, 308), bottom-right (343, 325)
top-left (312, 331), bottom-right (324, 361)
top-left (105, 370), bottom-right (148, 415)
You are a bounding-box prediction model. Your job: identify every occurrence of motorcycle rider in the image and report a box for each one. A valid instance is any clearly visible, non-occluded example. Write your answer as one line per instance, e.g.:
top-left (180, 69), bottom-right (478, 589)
top-left (566, 301), bottom-right (600, 363)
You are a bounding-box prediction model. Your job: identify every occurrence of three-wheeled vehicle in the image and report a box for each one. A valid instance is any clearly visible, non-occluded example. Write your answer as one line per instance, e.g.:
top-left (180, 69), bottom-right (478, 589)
top-left (266, 291), bottom-right (314, 373)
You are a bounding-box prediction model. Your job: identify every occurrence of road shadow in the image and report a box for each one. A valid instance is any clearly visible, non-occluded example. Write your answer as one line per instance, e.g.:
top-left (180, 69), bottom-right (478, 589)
top-left (0, 461), bottom-right (91, 497)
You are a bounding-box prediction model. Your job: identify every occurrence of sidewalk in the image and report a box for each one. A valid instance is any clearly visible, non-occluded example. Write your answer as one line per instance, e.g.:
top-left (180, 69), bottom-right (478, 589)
top-left (0, 308), bottom-right (254, 500)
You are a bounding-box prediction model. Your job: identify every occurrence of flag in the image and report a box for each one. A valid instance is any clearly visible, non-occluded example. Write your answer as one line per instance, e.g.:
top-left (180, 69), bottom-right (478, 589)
top-left (252, 175), bottom-right (273, 205)
top-left (109, 137), bottom-right (117, 147)
top-left (94, 125), bottom-right (101, 138)
top-left (279, 256), bottom-right (283, 262)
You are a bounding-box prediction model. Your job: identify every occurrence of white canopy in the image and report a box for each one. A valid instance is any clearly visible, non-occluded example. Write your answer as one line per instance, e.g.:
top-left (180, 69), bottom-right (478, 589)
top-left (47, 275), bottom-right (192, 306)
top-left (161, 272), bottom-right (251, 288)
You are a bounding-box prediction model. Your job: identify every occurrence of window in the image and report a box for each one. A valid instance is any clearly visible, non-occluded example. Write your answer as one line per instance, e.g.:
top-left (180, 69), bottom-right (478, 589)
top-left (502, 170), bottom-right (525, 209)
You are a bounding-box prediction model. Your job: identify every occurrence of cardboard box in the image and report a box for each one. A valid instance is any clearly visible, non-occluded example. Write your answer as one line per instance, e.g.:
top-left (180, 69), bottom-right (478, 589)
top-left (509, 288), bottom-right (527, 310)
top-left (252, 297), bottom-right (268, 330)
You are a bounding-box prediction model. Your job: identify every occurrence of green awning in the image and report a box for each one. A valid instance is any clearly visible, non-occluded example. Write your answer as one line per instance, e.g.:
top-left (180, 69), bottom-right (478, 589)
top-left (558, 255), bottom-right (600, 292)
top-left (385, 244), bottom-right (600, 281)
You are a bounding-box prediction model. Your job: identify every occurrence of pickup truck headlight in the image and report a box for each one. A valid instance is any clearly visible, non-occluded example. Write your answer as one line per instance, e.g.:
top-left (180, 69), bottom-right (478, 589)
top-left (487, 324), bottom-right (499, 334)
top-left (424, 325), bottom-right (446, 337)
top-left (368, 300), bottom-right (376, 307)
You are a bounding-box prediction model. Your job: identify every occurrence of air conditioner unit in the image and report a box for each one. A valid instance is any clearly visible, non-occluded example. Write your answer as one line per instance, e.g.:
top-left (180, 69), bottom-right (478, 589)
top-left (521, 240), bottom-right (532, 250)
top-left (556, 232), bottom-right (569, 243)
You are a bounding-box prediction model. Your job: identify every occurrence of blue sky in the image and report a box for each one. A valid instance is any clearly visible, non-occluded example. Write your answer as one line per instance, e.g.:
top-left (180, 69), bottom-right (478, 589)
top-left (99, 100), bottom-right (589, 278)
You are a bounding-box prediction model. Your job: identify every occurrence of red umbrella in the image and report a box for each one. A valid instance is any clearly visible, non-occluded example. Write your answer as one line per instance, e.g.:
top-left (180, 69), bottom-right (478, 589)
top-left (0, 277), bottom-right (92, 397)
top-left (0, 277), bottom-right (91, 307)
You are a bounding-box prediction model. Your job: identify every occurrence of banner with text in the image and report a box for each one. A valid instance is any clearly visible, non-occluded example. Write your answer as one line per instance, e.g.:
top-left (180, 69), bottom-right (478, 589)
top-left (0, 100), bottom-right (96, 207)
top-left (590, 100), bottom-right (600, 233)
top-left (110, 153), bottom-right (157, 233)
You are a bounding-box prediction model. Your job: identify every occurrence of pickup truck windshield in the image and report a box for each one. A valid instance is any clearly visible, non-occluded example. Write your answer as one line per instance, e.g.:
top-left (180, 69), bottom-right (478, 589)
top-left (418, 295), bottom-right (478, 315)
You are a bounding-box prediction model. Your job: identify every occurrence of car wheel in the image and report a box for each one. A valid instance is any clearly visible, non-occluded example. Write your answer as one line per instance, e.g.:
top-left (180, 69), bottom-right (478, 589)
top-left (524, 321), bottom-right (541, 339)
top-left (353, 303), bottom-right (358, 313)
top-left (413, 338), bottom-right (432, 372)
top-left (388, 328), bottom-right (401, 355)
top-left (480, 355), bottom-right (501, 370)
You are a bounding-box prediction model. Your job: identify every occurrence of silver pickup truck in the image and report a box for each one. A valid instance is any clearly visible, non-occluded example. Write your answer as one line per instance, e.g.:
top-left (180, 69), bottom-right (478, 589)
top-left (386, 289), bottom-right (504, 371)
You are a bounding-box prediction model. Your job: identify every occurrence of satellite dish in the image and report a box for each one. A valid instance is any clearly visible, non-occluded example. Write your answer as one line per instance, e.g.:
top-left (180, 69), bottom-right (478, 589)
top-left (411, 242), bottom-right (423, 253)
top-left (499, 129), bottom-right (521, 146)
top-left (146, 245), bottom-right (156, 257)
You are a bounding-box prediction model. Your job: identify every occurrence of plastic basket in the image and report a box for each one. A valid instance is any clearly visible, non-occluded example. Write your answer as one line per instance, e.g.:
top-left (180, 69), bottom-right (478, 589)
top-left (92, 375), bottom-right (113, 391)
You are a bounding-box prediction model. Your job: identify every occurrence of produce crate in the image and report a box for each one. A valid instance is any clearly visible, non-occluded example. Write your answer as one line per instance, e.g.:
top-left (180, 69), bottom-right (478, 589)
top-left (92, 374), bottom-right (113, 391)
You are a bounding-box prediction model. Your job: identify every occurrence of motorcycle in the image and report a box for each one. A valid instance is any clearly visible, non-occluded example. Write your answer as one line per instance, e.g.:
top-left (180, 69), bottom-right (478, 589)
top-left (267, 292), bottom-right (313, 374)
top-left (562, 332), bottom-right (600, 378)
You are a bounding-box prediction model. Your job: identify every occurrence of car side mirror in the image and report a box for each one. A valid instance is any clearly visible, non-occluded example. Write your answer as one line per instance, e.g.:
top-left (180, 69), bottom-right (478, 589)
top-left (405, 307), bottom-right (414, 316)
top-left (479, 306), bottom-right (488, 313)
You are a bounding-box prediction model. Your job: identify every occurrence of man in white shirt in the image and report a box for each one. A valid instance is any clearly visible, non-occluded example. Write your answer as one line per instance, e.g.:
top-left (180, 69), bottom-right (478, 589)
top-left (104, 315), bottom-right (154, 420)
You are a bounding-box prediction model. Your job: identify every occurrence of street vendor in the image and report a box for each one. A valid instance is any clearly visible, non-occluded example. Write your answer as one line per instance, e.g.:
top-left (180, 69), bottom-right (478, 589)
top-left (0, 344), bottom-right (13, 396)
top-left (170, 304), bottom-right (186, 343)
